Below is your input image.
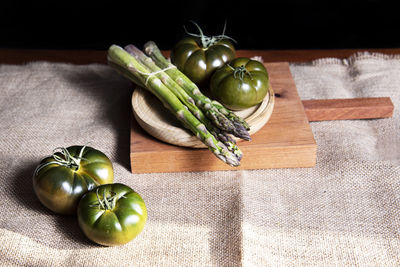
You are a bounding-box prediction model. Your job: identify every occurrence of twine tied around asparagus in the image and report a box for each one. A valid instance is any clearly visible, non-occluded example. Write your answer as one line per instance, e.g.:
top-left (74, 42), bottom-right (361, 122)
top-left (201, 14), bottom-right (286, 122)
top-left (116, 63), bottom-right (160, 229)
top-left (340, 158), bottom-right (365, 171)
top-left (132, 64), bottom-right (176, 86)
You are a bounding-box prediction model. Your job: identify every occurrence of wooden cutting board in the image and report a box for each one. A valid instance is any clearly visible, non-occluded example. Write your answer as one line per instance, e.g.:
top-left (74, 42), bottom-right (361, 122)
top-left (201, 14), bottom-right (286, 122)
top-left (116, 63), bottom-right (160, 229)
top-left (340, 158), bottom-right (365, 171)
top-left (130, 62), bottom-right (317, 173)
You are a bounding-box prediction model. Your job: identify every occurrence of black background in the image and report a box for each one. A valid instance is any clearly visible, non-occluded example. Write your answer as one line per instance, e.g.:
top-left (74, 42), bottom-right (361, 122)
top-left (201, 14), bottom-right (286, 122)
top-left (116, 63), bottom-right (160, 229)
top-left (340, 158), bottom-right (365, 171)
top-left (1, 0), bottom-right (399, 50)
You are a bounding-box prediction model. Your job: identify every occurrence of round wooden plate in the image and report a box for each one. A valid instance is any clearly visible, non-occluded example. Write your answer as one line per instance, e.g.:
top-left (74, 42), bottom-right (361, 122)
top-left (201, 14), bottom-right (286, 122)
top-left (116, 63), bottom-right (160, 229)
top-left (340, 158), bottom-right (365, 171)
top-left (132, 87), bottom-right (275, 148)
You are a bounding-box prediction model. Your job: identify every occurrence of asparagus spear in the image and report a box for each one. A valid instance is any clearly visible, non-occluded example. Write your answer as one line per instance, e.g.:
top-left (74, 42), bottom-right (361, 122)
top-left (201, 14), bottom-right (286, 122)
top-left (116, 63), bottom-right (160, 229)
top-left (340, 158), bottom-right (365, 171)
top-left (143, 41), bottom-right (251, 140)
top-left (107, 45), bottom-right (240, 166)
top-left (124, 44), bottom-right (243, 160)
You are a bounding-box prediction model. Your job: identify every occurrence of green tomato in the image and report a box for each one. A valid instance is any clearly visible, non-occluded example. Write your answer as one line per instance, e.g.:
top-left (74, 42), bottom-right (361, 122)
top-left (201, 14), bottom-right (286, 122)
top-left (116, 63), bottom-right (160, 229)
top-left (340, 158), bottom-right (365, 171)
top-left (171, 36), bottom-right (235, 87)
top-left (33, 145), bottom-right (114, 215)
top-left (210, 57), bottom-right (270, 110)
top-left (77, 183), bottom-right (147, 246)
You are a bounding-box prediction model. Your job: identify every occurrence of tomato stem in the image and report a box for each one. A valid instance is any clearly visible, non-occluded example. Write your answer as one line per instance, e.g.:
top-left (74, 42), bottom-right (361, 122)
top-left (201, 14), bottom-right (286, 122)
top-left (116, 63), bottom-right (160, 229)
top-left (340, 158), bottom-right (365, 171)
top-left (34, 145), bottom-right (87, 175)
top-left (95, 188), bottom-right (106, 209)
top-left (183, 21), bottom-right (236, 49)
top-left (90, 188), bottom-right (126, 210)
top-left (231, 65), bottom-right (253, 81)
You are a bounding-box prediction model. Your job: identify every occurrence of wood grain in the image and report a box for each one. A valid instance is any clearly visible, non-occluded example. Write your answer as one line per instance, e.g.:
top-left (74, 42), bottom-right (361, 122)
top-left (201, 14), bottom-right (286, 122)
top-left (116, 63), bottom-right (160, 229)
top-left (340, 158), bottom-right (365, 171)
top-left (130, 62), bottom-right (317, 173)
top-left (303, 97), bottom-right (394, 121)
top-left (2, 48), bottom-right (400, 64)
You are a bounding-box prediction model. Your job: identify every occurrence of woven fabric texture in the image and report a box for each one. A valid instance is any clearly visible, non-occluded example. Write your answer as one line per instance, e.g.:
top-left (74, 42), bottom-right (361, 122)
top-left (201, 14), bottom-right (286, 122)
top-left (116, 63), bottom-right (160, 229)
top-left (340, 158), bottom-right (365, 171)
top-left (0, 53), bottom-right (399, 266)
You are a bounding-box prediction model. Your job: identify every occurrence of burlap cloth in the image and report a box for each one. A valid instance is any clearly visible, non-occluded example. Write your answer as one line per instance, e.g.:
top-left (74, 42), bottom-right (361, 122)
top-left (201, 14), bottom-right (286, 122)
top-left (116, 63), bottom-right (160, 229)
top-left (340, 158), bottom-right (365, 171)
top-left (0, 52), bottom-right (399, 266)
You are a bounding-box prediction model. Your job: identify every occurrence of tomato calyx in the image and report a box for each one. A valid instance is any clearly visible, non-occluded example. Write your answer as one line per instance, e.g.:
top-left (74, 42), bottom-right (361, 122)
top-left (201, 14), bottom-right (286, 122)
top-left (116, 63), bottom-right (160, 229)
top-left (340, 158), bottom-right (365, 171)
top-left (229, 65), bottom-right (253, 81)
top-left (184, 21), bottom-right (236, 49)
top-left (34, 145), bottom-right (87, 175)
top-left (90, 188), bottom-right (126, 210)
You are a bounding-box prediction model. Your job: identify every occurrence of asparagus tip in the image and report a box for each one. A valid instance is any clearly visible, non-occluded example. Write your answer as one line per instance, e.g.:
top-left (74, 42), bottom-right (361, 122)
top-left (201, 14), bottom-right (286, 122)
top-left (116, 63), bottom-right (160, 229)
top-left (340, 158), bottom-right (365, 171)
top-left (233, 122), bottom-right (251, 141)
top-left (144, 41), bottom-right (157, 55)
top-left (216, 153), bottom-right (240, 167)
top-left (226, 155), bottom-right (241, 167)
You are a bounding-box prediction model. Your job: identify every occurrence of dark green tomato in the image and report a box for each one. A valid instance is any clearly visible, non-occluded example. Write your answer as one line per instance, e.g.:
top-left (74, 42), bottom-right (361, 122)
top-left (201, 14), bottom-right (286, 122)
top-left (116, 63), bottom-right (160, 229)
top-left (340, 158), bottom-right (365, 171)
top-left (171, 37), bottom-right (235, 87)
top-left (77, 183), bottom-right (147, 246)
top-left (33, 146), bottom-right (114, 215)
top-left (210, 57), bottom-right (270, 110)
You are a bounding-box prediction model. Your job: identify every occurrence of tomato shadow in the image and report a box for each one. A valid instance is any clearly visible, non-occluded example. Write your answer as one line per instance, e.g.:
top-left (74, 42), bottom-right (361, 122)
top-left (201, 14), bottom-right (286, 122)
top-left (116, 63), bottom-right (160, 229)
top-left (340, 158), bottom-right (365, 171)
top-left (10, 160), bottom-right (100, 248)
top-left (54, 215), bottom-right (99, 248)
top-left (11, 160), bottom-right (48, 214)
top-left (61, 64), bottom-right (133, 171)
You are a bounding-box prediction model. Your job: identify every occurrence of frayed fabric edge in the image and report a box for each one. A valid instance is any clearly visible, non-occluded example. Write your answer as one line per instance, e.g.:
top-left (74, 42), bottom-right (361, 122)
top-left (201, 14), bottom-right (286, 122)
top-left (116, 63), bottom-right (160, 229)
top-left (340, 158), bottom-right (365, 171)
top-left (292, 51), bottom-right (400, 67)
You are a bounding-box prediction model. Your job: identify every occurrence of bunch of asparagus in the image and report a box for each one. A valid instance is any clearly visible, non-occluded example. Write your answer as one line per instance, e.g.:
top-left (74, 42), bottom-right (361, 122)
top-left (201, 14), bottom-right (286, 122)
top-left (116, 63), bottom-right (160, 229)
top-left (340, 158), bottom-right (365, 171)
top-left (107, 42), bottom-right (251, 167)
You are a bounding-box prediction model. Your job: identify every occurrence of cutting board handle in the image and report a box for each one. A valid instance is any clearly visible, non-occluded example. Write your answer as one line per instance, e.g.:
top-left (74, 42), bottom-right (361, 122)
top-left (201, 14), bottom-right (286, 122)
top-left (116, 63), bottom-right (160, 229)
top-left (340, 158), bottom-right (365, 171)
top-left (302, 97), bottom-right (394, 121)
